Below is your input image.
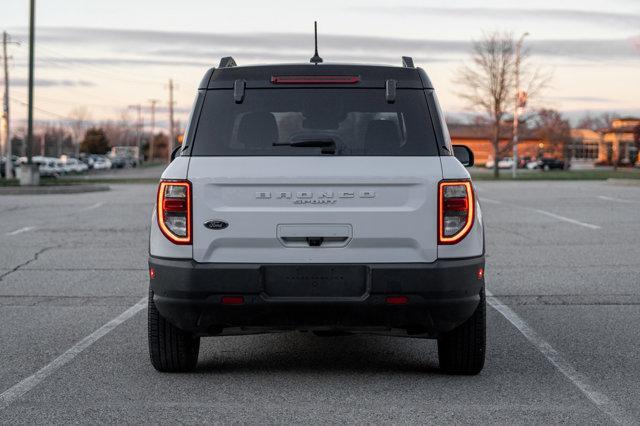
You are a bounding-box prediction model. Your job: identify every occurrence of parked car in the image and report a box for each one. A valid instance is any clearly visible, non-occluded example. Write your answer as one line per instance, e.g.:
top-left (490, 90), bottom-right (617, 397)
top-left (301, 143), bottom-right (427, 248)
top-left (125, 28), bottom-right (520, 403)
top-left (0, 156), bottom-right (18, 178)
top-left (60, 157), bottom-right (89, 173)
top-left (148, 57), bottom-right (486, 375)
top-left (497, 157), bottom-right (515, 169)
top-left (30, 156), bottom-right (61, 178)
top-left (518, 156), bottom-right (533, 169)
top-left (530, 158), bottom-right (566, 171)
top-left (110, 156), bottom-right (127, 169)
top-left (92, 156), bottom-right (112, 170)
top-left (485, 157), bottom-right (514, 169)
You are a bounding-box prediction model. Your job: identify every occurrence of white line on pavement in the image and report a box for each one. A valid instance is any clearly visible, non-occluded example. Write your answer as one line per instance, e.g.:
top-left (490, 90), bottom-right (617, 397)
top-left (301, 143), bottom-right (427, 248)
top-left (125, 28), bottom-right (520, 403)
top-left (480, 198), bottom-right (601, 229)
top-left (531, 208), bottom-right (602, 230)
top-left (596, 195), bottom-right (638, 204)
top-left (0, 297), bottom-right (147, 411)
top-left (5, 226), bottom-right (36, 236)
top-left (77, 202), bottom-right (104, 213)
top-left (479, 198), bottom-right (503, 204)
top-left (487, 291), bottom-right (634, 426)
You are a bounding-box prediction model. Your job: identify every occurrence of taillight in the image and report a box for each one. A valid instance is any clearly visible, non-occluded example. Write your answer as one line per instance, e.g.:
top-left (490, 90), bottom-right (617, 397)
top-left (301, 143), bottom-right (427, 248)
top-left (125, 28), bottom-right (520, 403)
top-left (438, 180), bottom-right (474, 245)
top-left (157, 180), bottom-right (191, 244)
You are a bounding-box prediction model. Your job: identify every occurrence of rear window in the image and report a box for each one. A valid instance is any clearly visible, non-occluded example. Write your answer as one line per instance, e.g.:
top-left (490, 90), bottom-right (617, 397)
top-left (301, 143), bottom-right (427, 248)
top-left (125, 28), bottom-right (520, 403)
top-left (190, 89), bottom-right (439, 156)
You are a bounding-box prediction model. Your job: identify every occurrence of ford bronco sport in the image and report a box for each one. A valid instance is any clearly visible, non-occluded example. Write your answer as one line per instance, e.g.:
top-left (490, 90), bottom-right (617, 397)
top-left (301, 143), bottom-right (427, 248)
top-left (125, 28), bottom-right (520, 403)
top-left (148, 56), bottom-right (485, 374)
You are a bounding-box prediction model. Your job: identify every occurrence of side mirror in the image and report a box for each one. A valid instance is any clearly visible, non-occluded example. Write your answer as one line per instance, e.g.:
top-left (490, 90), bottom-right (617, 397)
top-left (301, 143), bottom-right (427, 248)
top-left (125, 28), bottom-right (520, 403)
top-left (170, 146), bottom-right (182, 162)
top-left (453, 145), bottom-right (474, 167)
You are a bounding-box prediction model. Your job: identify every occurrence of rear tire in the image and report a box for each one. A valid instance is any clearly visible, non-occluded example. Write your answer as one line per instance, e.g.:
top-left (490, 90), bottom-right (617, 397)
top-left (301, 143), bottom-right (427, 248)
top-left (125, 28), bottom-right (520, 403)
top-left (148, 289), bottom-right (200, 372)
top-left (437, 287), bottom-right (486, 375)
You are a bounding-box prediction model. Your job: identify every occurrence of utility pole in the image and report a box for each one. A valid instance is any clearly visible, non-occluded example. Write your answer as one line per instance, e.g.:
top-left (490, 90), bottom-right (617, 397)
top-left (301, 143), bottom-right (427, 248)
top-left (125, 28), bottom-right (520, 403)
top-left (128, 104), bottom-right (143, 164)
top-left (21, 0), bottom-right (39, 185)
top-left (511, 32), bottom-right (529, 179)
top-left (148, 99), bottom-right (158, 161)
top-left (2, 31), bottom-right (19, 180)
top-left (167, 79), bottom-right (175, 163)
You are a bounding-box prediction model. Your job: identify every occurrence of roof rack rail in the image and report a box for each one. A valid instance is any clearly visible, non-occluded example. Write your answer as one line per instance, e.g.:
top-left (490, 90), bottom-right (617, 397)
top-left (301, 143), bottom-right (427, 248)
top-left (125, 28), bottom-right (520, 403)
top-left (218, 57), bottom-right (237, 68)
top-left (402, 56), bottom-right (414, 68)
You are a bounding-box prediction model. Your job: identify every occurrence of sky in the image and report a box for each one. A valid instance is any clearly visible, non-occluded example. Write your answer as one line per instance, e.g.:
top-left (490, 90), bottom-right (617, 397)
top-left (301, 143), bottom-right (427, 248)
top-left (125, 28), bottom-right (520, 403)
top-left (2, 0), bottom-right (640, 130)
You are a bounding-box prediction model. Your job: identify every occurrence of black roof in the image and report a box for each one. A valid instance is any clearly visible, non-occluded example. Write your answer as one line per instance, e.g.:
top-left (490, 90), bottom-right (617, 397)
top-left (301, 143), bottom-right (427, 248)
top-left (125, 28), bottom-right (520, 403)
top-left (198, 63), bottom-right (433, 90)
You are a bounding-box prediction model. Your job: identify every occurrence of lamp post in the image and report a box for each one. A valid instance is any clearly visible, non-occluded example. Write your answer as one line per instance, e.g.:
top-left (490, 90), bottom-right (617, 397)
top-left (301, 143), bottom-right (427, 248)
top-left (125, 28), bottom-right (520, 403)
top-left (512, 32), bottom-right (529, 179)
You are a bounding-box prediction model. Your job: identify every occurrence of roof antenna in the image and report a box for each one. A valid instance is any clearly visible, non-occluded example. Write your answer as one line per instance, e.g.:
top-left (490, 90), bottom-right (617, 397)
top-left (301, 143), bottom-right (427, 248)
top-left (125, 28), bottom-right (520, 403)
top-left (309, 21), bottom-right (323, 65)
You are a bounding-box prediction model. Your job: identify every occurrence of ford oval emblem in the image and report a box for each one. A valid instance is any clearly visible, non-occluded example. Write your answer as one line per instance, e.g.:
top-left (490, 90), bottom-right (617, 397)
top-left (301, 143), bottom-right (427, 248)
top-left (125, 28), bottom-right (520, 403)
top-left (204, 220), bottom-right (228, 230)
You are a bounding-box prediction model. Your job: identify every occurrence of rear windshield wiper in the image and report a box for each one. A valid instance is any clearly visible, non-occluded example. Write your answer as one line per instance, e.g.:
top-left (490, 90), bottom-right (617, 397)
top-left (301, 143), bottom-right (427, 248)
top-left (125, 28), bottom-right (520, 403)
top-left (273, 138), bottom-right (336, 154)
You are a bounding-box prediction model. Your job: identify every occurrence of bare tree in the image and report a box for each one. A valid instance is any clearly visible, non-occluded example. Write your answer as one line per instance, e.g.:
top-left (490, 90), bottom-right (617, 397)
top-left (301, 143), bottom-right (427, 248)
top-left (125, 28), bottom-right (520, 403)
top-left (532, 109), bottom-right (572, 169)
top-left (68, 107), bottom-right (92, 158)
top-left (454, 31), bottom-right (548, 177)
top-left (577, 112), bottom-right (618, 131)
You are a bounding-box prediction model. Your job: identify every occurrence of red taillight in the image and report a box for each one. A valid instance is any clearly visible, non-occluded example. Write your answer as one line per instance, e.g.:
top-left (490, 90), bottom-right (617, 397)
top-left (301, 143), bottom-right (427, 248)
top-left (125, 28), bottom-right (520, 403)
top-left (438, 181), bottom-right (474, 245)
top-left (221, 296), bottom-right (244, 305)
top-left (477, 267), bottom-right (484, 280)
top-left (149, 267), bottom-right (156, 280)
top-left (385, 296), bottom-right (408, 305)
top-left (270, 75), bottom-right (360, 84)
top-left (157, 180), bottom-right (191, 245)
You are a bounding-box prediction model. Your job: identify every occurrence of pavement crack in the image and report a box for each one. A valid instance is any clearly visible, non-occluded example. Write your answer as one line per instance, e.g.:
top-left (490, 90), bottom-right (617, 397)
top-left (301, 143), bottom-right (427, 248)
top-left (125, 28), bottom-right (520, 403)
top-left (0, 244), bottom-right (63, 282)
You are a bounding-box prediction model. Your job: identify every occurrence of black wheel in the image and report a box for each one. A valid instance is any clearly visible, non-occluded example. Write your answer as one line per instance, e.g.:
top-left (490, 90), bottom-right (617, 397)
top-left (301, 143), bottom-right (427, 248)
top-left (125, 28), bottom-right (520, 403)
top-left (148, 289), bottom-right (200, 372)
top-left (437, 288), bottom-right (486, 375)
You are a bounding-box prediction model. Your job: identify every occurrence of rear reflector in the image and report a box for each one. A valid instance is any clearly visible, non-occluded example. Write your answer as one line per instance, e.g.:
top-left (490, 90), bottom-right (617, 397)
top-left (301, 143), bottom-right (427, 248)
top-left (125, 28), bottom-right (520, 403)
top-left (477, 267), bottom-right (484, 280)
top-left (149, 267), bottom-right (156, 280)
top-left (271, 75), bottom-right (360, 84)
top-left (221, 296), bottom-right (244, 305)
top-left (385, 296), bottom-right (408, 305)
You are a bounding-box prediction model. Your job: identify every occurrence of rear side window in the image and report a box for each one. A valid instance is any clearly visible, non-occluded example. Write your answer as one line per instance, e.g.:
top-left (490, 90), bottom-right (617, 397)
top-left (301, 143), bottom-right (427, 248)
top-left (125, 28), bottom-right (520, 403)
top-left (190, 89), bottom-right (439, 156)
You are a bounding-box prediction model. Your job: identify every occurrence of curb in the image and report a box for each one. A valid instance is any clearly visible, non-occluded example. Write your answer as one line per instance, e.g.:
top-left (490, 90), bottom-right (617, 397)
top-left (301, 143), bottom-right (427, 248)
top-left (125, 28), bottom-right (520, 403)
top-left (0, 184), bottom-right (111, 195)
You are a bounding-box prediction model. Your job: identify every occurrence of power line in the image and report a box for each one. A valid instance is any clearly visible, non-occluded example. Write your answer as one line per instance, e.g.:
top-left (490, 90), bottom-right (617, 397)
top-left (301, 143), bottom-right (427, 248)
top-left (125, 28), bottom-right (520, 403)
top-left (10, 96), bottom-right (73, 120)
top-left (36, 44), bottom-right (172, 86)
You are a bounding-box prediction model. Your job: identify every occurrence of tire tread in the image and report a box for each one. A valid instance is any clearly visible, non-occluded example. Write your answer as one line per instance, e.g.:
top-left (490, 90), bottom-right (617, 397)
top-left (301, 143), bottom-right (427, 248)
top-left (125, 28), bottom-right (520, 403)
top-left (148, 289), bottom-right (200, 372)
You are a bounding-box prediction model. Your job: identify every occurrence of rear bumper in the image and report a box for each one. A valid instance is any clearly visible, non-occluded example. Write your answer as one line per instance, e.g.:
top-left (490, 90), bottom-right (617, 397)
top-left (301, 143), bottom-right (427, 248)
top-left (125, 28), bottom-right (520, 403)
top-left (149, 256), bottom-right (485, 337)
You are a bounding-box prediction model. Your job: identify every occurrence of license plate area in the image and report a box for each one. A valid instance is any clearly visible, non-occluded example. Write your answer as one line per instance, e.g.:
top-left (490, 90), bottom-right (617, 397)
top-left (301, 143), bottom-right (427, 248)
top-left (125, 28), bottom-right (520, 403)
top-left (262, 265), bottom-right (368, 299)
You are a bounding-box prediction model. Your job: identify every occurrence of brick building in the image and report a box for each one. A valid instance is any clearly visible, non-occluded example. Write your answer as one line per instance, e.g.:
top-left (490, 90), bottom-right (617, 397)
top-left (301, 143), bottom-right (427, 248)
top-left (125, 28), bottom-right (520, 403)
top-left (448, 118), bottom-right (640, 167)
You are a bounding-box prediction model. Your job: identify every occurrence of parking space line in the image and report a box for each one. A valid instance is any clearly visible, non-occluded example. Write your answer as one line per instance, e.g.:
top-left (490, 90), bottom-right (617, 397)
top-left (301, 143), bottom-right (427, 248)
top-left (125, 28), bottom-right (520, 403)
top-left (480, 198), bottom-right (601, 229)
top-left (596, 195), bottom-right (638, 204)
top-left (0, 297), bottom-right (147, 411)
top-left (479, 198), bottom-right (503, 205)
top-left (530, 208), bottom-right (601, 229)
top-left (487, 291), bottom-right (634, 425)
top-left (5, 226), bottom-right (36, 236)
top-left (77, 202), bottom-right (104, 213)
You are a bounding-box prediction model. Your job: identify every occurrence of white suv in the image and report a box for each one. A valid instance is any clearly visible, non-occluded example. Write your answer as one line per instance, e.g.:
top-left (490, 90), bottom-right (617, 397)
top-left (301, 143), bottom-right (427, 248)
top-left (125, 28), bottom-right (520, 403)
top-left (148, 57), bottom-right (485, 374)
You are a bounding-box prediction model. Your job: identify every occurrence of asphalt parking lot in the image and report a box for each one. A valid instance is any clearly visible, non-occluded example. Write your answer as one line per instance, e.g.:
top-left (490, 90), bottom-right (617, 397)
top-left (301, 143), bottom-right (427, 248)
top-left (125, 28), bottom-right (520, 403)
top-left (0, 180), bottom-right (639, 424)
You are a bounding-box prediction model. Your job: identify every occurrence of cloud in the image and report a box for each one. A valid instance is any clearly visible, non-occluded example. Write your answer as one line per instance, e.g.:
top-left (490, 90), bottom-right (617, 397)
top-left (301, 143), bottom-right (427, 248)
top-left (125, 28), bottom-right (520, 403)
top-left (12, 78), bottom-right (95, 87)
top-left (353, 7), bottom-right (640, 29)
top-left (6, 27), bottom-right (640, 78)
top-left (555, 96), bottom-right (615, 104)
top-left (19, 27), bottom-right (638, 64)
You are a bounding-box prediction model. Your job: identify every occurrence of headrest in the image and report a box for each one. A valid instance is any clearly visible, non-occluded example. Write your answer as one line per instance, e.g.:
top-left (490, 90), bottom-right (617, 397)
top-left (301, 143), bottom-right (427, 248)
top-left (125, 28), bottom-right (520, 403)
top-left (237, 112), bottom-right (278, 148)
top-left (364, 120), bottom-right (401, 154)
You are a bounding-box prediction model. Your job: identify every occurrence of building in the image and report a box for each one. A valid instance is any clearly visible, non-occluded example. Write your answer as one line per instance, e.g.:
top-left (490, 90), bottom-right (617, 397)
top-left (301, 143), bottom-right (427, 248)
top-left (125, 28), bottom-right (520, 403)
top-left (449, 118), bottom-right (640, 168)
top-left (448, 124), bottom-right (561, 166)
top-left (597, 118), bottom-right (640, 166)
top-left (569, 128), bottom-right (600, 167)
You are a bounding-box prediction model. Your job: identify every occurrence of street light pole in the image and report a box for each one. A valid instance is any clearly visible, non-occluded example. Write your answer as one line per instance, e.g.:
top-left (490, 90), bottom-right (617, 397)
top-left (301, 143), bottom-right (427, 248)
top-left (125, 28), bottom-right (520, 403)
top-left (128, 104), bottom-right (142, 164)
top-left (512, 32), bottom-right (529, 179)
top-left (148, 99), bottom-right (158, 161)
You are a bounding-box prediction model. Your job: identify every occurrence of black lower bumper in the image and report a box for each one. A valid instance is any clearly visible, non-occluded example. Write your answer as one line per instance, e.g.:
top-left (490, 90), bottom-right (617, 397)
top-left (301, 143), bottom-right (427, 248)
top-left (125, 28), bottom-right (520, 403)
top-left (149, 256), bottom-right (485, 337)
